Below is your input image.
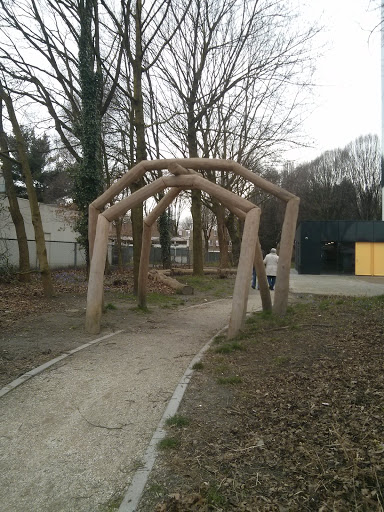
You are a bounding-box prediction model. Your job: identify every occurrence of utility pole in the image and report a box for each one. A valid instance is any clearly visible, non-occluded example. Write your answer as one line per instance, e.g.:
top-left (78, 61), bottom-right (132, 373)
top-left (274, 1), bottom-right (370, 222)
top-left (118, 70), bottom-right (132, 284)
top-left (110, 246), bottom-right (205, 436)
top-left (0, 160), bottom-right (5, 196)
top-left (381, 3), bottom-right (384, 219)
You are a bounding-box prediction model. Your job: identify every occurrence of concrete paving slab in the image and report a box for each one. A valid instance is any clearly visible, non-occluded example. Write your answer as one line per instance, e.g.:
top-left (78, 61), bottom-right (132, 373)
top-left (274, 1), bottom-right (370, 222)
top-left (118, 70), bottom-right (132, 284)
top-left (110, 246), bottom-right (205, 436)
top-left (289, 270), bottom-right (384, 297)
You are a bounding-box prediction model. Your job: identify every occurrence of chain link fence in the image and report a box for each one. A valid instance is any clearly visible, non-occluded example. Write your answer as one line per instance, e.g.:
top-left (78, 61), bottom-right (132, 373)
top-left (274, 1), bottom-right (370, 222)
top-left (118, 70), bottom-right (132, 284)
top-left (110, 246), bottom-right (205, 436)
top-left (1, 238), bottom-right (222, 271)
top-left (111, 245), bottom-right (221, 267)
top-left (0, 238), bottom-right (87, 269)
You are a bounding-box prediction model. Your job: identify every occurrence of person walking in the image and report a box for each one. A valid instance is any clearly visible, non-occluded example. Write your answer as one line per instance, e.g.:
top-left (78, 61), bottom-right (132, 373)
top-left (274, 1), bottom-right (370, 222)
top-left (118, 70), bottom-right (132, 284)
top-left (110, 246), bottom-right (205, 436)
top-left (251, 266), bottom-right (257, 289)
top-left (263, 248), bottom-right (279, 291)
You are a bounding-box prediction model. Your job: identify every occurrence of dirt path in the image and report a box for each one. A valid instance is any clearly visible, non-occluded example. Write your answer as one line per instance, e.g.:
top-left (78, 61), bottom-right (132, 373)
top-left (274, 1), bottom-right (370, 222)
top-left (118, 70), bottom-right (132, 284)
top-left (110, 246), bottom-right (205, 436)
top-left (0, 293), bottom-right (263, 512)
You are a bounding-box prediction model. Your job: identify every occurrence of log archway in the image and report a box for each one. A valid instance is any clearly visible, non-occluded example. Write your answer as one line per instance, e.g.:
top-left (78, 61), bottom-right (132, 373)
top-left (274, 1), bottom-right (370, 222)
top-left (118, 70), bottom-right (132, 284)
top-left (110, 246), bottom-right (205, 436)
top-left (85, 158), bottom-right (299, 337)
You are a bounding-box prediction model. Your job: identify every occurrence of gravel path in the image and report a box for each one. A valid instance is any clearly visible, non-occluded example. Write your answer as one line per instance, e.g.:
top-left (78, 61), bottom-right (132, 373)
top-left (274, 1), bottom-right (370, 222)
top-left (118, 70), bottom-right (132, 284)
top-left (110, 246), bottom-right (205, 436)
top-left (0, 294), bottom-right (263, 512)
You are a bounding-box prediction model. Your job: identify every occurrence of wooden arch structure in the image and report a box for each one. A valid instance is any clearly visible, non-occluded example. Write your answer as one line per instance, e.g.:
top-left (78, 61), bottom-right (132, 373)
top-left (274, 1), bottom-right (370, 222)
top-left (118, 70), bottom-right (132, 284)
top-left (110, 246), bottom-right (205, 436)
top-left (85, 158), bottom-right (299, 338)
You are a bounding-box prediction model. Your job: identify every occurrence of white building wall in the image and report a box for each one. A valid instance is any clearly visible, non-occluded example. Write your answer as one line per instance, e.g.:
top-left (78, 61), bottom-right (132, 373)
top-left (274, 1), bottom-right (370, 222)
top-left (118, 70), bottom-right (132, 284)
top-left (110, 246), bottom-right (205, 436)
top-left (0, 198), bottom-right (78, 241)
top-left (0, 197), bottom-right (87, 268)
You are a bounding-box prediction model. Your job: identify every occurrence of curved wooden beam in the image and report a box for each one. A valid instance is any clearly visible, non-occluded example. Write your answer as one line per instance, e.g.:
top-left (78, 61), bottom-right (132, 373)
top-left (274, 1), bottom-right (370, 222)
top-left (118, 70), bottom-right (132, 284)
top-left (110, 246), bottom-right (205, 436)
top-left (85, 169), bottom-right (262, 334)
top-left (91, 161), bottom-right (147, 211)
top-left (85, 158), bottom-right (299, 334)
top-left (163, 174), bottom-right (256, 213)
top-left (90, 158), bottom-right (296, 211)
top-left (87, 158), bottom-right (298, 269)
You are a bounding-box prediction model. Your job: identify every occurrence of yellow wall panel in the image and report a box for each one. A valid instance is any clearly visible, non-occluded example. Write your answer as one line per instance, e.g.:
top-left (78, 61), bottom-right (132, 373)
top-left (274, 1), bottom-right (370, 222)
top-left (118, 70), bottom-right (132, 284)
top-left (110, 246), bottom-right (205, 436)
top-left (373, 244), bottom-right (384, 276)
top-left (355, 243), bottom-right (372, 276)
top-left (356, 242), bottom-right (384, 276)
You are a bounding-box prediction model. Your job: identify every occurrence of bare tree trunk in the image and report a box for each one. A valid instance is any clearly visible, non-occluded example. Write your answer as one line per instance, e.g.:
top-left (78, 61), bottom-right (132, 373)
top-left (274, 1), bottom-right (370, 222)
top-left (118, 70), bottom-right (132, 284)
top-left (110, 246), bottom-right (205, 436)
top-left (188, 117), bottom-right (204, 275)
top-left (0, 99), bottom-right (31, 281)
top-left (226, 213), bottom-right (242, 266)
top-left (115, 217), bottom-right (123, 269)
top-left (203, 232), bottom-right (209, 257)
top-left (76, 0), bottom-right (104, 269)
top-left (191, 189), bottom-right (203, 274)
top-left (0, 83), bottom-right (53, 296)
top-left (130, 181), bottom-right (144, 293)
top-left (212, 200), bottom-right (230, 268)
top-left (129, 0), bottom-right (147, 294)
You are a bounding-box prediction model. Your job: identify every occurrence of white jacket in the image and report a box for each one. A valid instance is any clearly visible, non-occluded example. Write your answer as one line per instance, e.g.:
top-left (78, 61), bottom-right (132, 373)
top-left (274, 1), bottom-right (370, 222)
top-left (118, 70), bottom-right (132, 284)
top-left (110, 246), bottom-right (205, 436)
top-left (263, 251), bottom-right (279, 276)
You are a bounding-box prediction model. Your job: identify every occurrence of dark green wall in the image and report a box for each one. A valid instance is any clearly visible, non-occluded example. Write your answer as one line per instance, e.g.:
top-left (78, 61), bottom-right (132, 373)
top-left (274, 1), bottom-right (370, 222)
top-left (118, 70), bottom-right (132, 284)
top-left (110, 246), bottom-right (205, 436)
top-left (295, 221), bottom-right (384, 274)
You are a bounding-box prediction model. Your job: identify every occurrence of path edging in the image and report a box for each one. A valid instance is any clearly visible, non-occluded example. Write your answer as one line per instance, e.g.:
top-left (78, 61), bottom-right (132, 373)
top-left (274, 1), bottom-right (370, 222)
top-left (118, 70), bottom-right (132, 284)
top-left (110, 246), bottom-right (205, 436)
top-left (0, 330), bottom-right (124, 398)
top-left (117, 324), bottom-right (228, 512)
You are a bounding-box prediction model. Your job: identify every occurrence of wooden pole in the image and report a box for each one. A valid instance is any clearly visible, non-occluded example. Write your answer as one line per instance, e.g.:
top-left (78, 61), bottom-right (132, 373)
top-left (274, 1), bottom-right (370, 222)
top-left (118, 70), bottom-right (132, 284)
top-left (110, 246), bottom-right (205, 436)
top-left (145, 188), bottom-right (181, 226)
top-left (88, 204), bottom-right (101, 262)
top-left (138, 223), bottom-right (152, 308)
top-left (85, 214), bottom-right (110, 334)
top-left (228, 207), bottom-right (260, 339)
top-left (103, 178), bottom-right (166, 222)
top-left (254, 239), bottom-right (272, 311)
top-left (273, 197), bottom-right (300, 316)
top-left (163, 174), bottom-right (255, 213)
top-left (91, 162), bottom-right (147, 210)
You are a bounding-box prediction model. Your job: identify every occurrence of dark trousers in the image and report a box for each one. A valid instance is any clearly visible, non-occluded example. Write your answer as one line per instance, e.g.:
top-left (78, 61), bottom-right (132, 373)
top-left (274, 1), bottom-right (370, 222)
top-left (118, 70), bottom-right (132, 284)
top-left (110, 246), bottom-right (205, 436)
top-left (267, 275), bottom-right (276, 290)
top-left (252, 267), bottom-right (257, 288)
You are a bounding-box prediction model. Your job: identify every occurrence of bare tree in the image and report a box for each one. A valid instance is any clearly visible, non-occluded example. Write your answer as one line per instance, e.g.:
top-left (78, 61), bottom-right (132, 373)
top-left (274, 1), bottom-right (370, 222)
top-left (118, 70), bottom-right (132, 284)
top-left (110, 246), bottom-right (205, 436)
top-left (281, 135), bottom-right (381, 222)
top-left (99, 0), bottom-right (191, 290)
top-left (155, 0), bottom-right (319, 272)
top-left (0, 0), bottom-right (123, 263)
top-left (0, 0), bottom-right (320, 281)
top-left (201, 203), bottom-right (216, 257)
top-left (0, 80), bottom-right (53, 295)
top-left (0, 96), bottom-right (31, 281)
top-left (181, 216), bottom-right (193, 231)
top-left (343, 134), bottom-right (381, 220)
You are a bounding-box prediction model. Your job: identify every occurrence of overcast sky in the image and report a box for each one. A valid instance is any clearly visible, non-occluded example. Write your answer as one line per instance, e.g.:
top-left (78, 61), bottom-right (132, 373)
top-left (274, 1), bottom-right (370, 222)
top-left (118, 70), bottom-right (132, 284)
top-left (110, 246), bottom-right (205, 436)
top-left (284, 0), bottom-right (381, 165)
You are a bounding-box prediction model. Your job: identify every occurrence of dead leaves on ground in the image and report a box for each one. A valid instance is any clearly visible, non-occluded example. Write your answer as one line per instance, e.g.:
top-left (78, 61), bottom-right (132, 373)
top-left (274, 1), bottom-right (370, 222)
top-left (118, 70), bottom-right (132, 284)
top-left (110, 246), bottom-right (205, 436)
top-left (141, 296), bottom-right (384, 511)
top-left (0, 268), bottom-right (174, 330)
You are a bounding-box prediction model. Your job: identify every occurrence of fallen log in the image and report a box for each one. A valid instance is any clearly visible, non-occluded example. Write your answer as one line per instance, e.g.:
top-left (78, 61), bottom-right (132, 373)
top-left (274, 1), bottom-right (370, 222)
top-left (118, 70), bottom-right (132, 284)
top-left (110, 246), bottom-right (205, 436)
top-left (169, 267), bottom-right (237, 276)
top-left (149, 269), bottom-right (194, 295)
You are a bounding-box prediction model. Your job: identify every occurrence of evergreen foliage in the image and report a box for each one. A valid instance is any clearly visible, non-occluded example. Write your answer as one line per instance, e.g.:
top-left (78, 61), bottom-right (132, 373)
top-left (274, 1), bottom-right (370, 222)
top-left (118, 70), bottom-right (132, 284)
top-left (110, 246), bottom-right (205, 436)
top-left (8, 128), bottom-right (50, 201)
top-left (74, 0), bottom-right (104, 262)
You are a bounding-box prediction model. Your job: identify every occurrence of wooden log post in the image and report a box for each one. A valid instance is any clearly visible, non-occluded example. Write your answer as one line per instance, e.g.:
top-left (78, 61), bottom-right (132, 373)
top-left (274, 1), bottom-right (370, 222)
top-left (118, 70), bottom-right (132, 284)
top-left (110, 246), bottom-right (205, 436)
top-left (170, 268), bottom-right (237, 276)
top-left (273, 197), bottom-right (300, 316)
top-left (85, 214), bottom-right (110, 334)
top-left (88, 204), bottom-right (101, 263)
top-left (228, 207), bottom-right (260, 339)
top-left (254, 239), bottom-right (272, 312)
top-left (103, 178), bottom-right (167, 222)
top-left (137, 222), bottom-right (153, 308)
